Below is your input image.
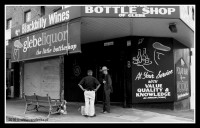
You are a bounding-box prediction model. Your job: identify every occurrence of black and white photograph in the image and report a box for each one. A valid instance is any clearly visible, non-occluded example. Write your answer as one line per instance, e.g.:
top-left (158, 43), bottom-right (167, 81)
top-left (5, 5), bottom-right (195, 123)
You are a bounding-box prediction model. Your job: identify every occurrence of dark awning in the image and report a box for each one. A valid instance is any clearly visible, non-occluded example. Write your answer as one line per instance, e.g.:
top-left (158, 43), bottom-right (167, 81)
top-left (81, 17), bottom-right (194, 48)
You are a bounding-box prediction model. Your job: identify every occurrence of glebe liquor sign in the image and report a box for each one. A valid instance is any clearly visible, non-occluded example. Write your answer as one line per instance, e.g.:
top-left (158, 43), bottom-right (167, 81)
top-left (11, 7), bottom-right (81, 62)
top-left (11, 23), bottom-right (79, 62)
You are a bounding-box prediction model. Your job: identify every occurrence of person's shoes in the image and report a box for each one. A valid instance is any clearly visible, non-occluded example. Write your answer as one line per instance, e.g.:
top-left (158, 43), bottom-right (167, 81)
top-left (84, 115), bottom-right (89, 117)
top-left (89, 114), bottom-right (96, 117)
top-left (103, 111), bottom-right (108, 114)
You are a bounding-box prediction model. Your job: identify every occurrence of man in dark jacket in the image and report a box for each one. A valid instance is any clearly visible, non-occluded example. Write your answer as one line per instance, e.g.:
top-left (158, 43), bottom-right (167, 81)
top-left (78, 70), bottom-right (101, 117)
top-left (100, 66), bottom-right (113, 113)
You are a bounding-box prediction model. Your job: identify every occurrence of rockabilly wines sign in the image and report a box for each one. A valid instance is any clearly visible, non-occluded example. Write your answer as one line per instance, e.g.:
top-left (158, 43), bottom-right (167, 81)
top-left (132, 37), bottom-right (174, 103)
top-left (11, 6), bottom-right (81, 38)
top-left (11, 22), bottom-right (81, 62)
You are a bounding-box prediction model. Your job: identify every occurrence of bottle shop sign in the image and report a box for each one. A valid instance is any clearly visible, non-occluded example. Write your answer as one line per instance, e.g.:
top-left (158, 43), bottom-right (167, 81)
top-left (84, 6), bottom-right (179, 18)
top-left (132, 37), bottom-right (174, 103)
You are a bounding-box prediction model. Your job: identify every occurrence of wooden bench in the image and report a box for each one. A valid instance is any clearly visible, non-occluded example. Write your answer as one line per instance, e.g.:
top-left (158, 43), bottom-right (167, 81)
top-left (24, 93), bottom-right (38, 113)
top-left (24, 93), bottom-right (66, 118)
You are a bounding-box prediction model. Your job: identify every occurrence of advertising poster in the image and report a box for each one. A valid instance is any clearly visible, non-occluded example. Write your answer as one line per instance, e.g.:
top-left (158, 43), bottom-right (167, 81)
top-left (132, 37), bottom-right (174, 103)
top-left (176, 58), bottom-right (190, 101)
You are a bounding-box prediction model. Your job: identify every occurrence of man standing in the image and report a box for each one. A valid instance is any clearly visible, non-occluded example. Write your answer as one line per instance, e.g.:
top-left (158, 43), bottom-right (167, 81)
top-left (78, 70), bottom-right (101, 117)
top-left (101, 66), bottom-right (113, 113)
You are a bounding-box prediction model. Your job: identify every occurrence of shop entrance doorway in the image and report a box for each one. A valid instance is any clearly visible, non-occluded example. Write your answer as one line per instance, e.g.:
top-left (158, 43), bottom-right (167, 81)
top-left (95, 57), bottom-right (125, 104)
top-left (82, 38), bottom-right (132, 105)
top-left (64, 53), bottom-right (97, 102)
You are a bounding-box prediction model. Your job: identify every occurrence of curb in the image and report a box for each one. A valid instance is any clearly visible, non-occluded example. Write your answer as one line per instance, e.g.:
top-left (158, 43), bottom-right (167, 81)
top-left (134, 109), bottom-right (195, 122)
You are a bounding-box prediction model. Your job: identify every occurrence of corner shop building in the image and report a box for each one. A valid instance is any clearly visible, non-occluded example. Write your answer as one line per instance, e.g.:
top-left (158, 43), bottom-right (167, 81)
top-left (10, 6), bottom-right (194, 110)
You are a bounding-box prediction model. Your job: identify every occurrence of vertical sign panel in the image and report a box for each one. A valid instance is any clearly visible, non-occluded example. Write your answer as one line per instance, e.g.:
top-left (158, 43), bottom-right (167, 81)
top-left (176, 58), bottom-right (190, 100)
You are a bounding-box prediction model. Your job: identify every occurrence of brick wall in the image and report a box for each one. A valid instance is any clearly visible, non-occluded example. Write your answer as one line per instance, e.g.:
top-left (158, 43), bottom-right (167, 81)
top-left (6, 6), bottom-right (62, 28)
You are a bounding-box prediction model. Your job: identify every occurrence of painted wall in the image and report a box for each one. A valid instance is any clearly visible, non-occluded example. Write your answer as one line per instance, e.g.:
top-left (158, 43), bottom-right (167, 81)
top-left (131, 37), bottom-right (174, 103)
top-left (23, 57), bottom-right (60, 99)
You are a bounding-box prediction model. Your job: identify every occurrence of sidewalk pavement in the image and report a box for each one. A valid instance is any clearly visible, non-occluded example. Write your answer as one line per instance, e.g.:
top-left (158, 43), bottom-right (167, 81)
top-left (5, 98), bottom-right (195, 123)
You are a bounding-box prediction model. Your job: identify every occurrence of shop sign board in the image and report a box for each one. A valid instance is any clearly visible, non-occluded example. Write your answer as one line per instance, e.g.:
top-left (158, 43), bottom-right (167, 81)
top-left (11, 6), bottom-right (181, 39)
top-left (11, 22), bottom-right (81, 62)
top-left (11, 6), bottom-right (81, 38)
top-left (83, 6), bottom-right (179, 18)
top-left (132, 37), bottom-right (174, 103)
top-left (176, 58), bottom-right (190, 100)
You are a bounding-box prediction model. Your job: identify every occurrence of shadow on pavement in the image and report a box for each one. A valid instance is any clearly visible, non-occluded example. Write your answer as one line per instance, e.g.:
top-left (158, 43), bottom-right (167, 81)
top-left (5, 98), bottom-right (195, 123)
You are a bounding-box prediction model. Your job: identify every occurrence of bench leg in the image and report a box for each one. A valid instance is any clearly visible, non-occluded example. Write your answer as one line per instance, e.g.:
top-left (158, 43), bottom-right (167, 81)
top-left (47, 112), bottom-right (51, 118)
top-left (24, 103), bottom-right (28, 114)
top-left (47, 107), bottom-right (52, 118)
top-left (24, 104), bottom-right (38, 114)
top-left (36, 105), bottom-right (38, 112)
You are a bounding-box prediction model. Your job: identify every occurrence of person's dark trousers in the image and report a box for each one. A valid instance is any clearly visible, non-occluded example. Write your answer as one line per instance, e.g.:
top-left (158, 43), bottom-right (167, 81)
top-left (103, 89), bottom-right (111, 112)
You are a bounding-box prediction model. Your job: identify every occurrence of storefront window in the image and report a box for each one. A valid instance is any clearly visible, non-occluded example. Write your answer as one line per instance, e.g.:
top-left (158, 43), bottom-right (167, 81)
top-left (6, 18), bottom-right (12, 30)
top-left (41, 6), bottom-right (45, 17)
top-left (192, 7), bottom-right (194, 20)
top-left (24, 10), bottom-right (31, 23)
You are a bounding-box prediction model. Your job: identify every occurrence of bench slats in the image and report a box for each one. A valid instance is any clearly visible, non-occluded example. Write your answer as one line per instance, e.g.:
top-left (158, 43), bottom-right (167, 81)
top-left (37, 96), bottom-right (49, 101)
top-left (25, 95), bottom-right (37, 101)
